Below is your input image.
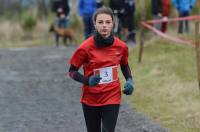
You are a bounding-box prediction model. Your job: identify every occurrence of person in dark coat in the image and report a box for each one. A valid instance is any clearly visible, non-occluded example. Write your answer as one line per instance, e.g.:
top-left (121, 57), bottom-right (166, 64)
top-left (51, 0), bottom-right (70, 17)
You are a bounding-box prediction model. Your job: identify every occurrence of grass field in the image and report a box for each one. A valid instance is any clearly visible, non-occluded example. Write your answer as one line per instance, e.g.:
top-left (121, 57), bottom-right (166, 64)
top-left (128, 37), bottom-right (200, 132)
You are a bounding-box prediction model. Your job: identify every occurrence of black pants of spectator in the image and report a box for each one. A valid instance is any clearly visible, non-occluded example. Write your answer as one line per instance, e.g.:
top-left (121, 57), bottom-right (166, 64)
top-left (124, 15), bottom-right (134, 32)
top-left (82, 103), bottom-right (120, 132)
top-left (123, 15), bottom-right (136, 42)
top-left (178, 11), bottom-right (190, 34)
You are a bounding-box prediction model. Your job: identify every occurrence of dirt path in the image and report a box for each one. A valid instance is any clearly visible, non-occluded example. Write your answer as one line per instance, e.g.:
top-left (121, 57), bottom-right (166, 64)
top-left (0, 46), bottom-right (168, 132)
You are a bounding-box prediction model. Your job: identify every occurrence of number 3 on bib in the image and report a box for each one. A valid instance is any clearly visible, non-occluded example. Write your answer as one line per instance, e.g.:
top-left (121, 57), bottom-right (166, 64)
top-left (94, 66), bottom-right (118, 84)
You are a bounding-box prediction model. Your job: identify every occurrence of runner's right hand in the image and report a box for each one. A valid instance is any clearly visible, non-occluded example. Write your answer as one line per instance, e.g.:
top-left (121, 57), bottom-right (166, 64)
top-left (88, 75), bottom-right (102, 86)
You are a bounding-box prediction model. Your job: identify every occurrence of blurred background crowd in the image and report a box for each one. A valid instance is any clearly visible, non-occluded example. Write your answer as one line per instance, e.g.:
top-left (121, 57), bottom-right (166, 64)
top-left (0, 0), bottom-right (199, 47)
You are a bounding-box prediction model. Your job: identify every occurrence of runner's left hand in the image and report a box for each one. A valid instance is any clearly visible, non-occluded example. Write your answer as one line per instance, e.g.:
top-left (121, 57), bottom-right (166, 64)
top-left (123, 78), bottom-right (134, 95)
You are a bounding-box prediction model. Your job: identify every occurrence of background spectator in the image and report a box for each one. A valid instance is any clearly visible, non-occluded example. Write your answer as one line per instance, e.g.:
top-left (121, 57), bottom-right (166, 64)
top-left (78, 0), bottom-right (97, 39)
top-left (96, 0), bottom-right (104, 8)
top-left (151, 0), bottom-right (162, 30)
top-left (109, 0), bottom-right (125, 37)
top-left (173, 0), bottom-right (196, 34)
top-left (51, 0), bottom-right (70, 46)
top-left (51, 0), bottom-right (70, 17)
top-left (161, 0), bottom-right (171, 33)
top-left (55, 8), bottom-right (69, 28)
top-left (124, 0), bottom-right (136, 43)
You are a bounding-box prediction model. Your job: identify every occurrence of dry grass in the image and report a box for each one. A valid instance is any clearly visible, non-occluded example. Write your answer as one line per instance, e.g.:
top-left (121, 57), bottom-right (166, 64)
top-left (0, 19), bottom-right (83, 48)
top-left (0, 20), bottom-right (55, 48)
top-left (0, 21), bottom-right (24, 41)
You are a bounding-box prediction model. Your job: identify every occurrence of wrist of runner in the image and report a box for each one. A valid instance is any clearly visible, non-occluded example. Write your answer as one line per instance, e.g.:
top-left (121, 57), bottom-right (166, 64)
top-left (83, 77), bottom-right (90, 86)
top-left (85, 75), bottom-right (102, 86)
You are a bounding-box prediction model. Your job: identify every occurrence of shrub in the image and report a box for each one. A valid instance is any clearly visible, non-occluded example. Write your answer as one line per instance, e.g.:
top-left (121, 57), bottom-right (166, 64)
top-left (20, 11), bottom-right (37, 32)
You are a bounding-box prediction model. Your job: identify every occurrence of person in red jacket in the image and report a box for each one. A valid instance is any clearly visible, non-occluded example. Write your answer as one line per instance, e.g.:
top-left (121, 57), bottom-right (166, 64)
top-left (68, 7), bottom-right (135, 132)
top-left (161, 0), bottom-right (171, 33)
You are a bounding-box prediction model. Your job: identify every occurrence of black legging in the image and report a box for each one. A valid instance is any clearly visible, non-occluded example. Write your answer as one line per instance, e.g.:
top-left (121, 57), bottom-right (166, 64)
top-left (82, 104), bottom-right (120, 132)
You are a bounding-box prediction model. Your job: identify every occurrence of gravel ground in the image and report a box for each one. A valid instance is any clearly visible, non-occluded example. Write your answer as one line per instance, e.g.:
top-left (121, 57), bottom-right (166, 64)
top-left (0, 45), bottom-right (169, 132)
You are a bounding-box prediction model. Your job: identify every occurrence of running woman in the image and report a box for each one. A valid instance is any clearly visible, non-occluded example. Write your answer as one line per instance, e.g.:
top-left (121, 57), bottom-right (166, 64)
top-left (68, 7), bottom-right (135, 132)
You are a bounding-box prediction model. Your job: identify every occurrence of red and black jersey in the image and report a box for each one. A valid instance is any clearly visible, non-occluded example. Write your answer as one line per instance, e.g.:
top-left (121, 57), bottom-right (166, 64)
top-left (69, 36), bottom-right (128, 106)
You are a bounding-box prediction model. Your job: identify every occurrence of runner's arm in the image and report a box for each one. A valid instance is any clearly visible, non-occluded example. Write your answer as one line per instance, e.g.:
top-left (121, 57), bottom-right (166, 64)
top-left (120, 64), bottom-right (132, 80)
top-left (68, 64), bottom-right (89, 85)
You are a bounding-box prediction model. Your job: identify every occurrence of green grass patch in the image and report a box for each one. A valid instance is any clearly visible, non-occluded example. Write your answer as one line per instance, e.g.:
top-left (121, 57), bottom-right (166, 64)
top-left (128, 38), bottom-right (200, 132)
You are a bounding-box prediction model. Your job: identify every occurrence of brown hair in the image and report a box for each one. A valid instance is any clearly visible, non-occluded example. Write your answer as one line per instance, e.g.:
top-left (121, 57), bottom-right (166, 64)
top-left (92, 7), bottom-right (114, 23)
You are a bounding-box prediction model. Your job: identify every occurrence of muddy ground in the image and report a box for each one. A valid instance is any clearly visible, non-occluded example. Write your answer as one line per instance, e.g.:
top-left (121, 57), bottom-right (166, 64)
top-left (0, 45), bottom-right (168, 132)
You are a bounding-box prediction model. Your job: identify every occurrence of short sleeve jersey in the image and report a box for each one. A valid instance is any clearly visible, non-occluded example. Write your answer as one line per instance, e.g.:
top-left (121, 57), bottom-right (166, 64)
top-left (70, 36), bottom-right (128, 106)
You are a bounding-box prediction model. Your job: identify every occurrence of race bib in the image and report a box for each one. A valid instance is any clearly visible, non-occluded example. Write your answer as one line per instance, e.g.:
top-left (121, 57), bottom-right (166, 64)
top-left (94, 66), bottom-right (118, 84)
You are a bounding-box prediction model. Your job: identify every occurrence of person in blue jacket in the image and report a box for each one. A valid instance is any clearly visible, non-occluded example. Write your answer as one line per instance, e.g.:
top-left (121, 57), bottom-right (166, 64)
top-left (173, 0), bottom-right (196, 34)
top-left (78, 0), bottom-right (97, 39)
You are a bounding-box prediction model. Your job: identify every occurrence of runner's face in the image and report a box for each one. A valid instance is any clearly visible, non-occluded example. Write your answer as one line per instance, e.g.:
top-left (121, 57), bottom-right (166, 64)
top-left (94, 14), bottom-right (114, 38)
